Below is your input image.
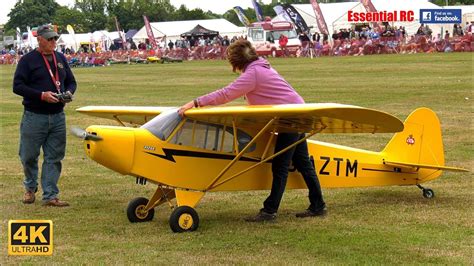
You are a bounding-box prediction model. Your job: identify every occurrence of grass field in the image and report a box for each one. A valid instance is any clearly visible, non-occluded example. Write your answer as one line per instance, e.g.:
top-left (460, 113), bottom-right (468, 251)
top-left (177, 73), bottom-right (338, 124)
top-left (1, 53), bottom-right (472, 264)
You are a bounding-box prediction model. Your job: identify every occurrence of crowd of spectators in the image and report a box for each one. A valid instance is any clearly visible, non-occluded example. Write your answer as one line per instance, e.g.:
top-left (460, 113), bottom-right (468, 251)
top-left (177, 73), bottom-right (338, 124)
top-left (1, 22), bottom-right (472, 65)
top-left (296, 22), bottom-right (472, 58)
top-left (0, 34), bottom-right (242, 65)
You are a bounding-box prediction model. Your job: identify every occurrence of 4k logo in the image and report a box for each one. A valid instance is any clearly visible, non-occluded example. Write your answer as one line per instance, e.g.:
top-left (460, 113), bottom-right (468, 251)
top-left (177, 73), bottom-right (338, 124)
top-left (8, 220), bottom-right (53, 256)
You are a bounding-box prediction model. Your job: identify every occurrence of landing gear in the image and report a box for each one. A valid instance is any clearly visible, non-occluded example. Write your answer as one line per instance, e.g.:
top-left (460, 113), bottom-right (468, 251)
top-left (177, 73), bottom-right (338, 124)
top-left (417, 184), bottom-right (435, 199)
top-left (169, 206), bottom-right (199, 233)
top-left (127, 197), bottom-right (155, 222)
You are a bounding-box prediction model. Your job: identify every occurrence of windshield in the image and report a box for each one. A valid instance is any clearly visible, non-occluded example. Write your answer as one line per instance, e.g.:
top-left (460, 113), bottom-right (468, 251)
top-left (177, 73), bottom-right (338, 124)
top-left (141, 108), bottom-right (182, 140)
top-left (272, 30), bottom-right (298, 39)
top-left (248, 28), bottom-right (264, 41)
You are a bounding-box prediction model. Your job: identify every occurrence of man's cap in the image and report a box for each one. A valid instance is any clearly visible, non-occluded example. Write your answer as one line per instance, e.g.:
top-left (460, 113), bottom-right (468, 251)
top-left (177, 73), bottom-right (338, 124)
top-left (37, 25), bottom-right (59, 39)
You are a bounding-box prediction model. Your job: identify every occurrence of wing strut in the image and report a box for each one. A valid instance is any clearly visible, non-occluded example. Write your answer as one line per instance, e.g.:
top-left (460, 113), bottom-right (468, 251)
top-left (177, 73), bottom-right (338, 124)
top-left (208, 131), bottom-right (318, 190)
top-left (205, 118), bottom-right (277, 191)
top-left (113, 115), bottom-right (126, 127)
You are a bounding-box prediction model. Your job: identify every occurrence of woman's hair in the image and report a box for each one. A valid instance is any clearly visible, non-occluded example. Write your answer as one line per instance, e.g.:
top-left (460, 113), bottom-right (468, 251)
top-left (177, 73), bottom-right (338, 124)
top-left (226, 39), bottom-right (258, 72)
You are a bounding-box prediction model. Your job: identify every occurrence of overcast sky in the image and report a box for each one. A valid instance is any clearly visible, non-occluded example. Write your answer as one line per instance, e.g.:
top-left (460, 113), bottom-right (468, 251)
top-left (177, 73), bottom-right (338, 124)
top-left (1, 0), bottom-right (273, 24)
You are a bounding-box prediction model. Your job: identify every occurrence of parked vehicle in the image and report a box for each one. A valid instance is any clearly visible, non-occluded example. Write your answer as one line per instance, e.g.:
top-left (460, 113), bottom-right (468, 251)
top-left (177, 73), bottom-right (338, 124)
top-left (246, 21), bottom-right (300, 57)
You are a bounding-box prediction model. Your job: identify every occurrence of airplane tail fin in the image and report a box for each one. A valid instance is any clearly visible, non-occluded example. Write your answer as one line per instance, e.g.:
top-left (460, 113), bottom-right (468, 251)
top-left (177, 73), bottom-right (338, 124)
top-left (382, 108), bottom-right (447, 179)
top-left (382, 108), bottom-right (467, 174)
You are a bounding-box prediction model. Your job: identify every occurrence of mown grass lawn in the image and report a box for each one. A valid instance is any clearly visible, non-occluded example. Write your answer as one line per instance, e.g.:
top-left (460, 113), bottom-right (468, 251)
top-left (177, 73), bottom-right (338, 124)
top-left (1, 53), bottom-right (472, 264)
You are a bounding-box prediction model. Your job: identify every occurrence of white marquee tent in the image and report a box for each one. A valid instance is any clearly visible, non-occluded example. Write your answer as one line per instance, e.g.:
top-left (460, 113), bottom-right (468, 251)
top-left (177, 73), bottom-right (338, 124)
top-left (133, 18), bottom-right (245, 43)
top-left (57, 33), bottom-right (92, 50)
top-left (292, 2), bottom-right (358, 35)
top-left (57, 30), bottom-right (123, 51)
top-left (446, 5), bottom-right (474, 25)
top-left (293, 0), bottom-right (464, 37)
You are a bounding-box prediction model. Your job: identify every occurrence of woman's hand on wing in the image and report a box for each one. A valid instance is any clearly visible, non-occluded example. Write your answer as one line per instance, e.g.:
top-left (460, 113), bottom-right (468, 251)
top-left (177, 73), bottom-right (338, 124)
top-left (178, 101), bottom-right (194, 116)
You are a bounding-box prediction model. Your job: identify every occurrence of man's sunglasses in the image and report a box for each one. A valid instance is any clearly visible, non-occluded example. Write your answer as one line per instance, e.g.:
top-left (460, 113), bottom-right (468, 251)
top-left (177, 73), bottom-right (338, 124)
top-left (47, 36), bottom-right (59, 41)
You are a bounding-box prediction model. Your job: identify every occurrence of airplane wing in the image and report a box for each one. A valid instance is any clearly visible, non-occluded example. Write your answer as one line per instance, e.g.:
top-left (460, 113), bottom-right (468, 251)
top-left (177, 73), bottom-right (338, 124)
top-left (185, 103), bottom-right (404, 134)
top-left (76, 106), bottom-right (173, 126)
top-left (77, 103), bottom-right (403, 133)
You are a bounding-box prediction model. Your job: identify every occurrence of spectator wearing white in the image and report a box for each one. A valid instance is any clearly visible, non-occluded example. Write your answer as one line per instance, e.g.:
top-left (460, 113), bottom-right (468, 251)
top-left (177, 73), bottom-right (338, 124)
top-left (199, 37), bottom-right (206, 47)
top-left (464, 22), bottom-right (470, 34)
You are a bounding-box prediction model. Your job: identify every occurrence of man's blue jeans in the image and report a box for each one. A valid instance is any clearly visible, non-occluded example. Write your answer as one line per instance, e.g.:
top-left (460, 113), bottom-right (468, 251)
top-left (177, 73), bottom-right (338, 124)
top-left (19, 110), bottom-right (66, 202)
top-left (263, 133), bottom-right (325, 214)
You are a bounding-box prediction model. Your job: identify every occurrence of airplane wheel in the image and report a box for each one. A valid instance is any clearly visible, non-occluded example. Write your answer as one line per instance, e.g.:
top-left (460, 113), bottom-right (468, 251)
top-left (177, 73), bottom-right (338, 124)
top-left (422, 188), bottom-right (435, 199)
top-left (169, 206), bottom-right (199, 233)
top-left (127, 197), bottom-right (154, 223)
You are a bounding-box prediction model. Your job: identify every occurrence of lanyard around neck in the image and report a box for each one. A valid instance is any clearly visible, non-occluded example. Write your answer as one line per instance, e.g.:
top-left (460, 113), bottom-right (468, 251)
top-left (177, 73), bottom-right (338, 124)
top-left (40, 51), bottom-right (60, 92)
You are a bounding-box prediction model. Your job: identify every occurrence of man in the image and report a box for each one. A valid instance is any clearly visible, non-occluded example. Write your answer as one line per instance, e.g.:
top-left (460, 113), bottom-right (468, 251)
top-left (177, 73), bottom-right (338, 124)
top-left (279, 34), bottom-right (288, 57)
top-left (13, 24), bottom-right (77, 207)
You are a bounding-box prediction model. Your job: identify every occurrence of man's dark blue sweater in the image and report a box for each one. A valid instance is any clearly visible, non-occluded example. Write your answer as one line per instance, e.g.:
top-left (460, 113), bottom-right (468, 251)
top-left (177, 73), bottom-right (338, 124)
top-left (13, 49), bottom-right (77, 114)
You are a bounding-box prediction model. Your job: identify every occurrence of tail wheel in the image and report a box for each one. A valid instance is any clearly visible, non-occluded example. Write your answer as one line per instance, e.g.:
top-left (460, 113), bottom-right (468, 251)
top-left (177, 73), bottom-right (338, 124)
top-left (422, 188), bottom-right (435, 199)
top-left (127, 197), bottom-right (155, 222)
top-left (169, 206), bottom-right (199, 233)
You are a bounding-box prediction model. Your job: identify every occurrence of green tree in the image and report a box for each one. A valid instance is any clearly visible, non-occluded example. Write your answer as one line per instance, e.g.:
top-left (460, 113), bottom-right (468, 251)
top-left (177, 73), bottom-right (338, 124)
top-left (5, 0), bottom-right (59, 32)
top-left (106, 0), bottom-right (135, 31)
top-left (430, 0), bottom-right (473, 5)
top-left (223, 7), bottom-right (256, 26)
top-left (173, 5), bottom-right (217, 21)
top-left (52, 6), bottom-right (87, 33)
top-left (73, 0), bottom-right (108, 32)
top-left (136, 0), bottom-right (176, 23)
top-left (106, 0), bottom-right (177, 30)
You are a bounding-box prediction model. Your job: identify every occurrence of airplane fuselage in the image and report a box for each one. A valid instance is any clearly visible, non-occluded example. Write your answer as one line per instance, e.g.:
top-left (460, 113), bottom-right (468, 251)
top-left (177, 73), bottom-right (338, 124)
top-left (84, 126), bottom-right (441, 192)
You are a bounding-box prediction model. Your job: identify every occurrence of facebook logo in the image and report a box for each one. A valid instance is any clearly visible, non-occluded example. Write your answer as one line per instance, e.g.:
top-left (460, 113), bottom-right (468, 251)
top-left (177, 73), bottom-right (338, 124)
top-left (422, 12), bottom-right (431, 21)
top-left (420, 9), bottom-right (461, 24)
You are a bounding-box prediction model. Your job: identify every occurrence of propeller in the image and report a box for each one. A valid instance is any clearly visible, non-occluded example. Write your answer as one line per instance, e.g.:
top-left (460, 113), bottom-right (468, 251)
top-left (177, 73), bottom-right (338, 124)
top-left (70, 126), bottom-right (102, 141)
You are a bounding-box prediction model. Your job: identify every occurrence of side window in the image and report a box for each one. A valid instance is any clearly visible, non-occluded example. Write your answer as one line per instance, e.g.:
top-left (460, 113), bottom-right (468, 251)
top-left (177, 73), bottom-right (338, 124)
top-left (172, 119), bottom-right (255, 153)
top-left (171, 120), bottom-right (195, 146)
top-left (193, 123), bottom-right (220, 151)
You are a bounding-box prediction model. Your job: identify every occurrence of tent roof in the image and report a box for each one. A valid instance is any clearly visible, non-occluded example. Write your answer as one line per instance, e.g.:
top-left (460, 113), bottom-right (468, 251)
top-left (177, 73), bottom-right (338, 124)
top-left (57, 33), bottom-right (93, 46)
top-left (125, 29), bottom-right (138, 39)
top-left (133, 19), bottom-right (244, 41)
top-left (57, 31), bottom-right (120, 48)
top-left (181, 24), bottom-right (219, 37)
top-left (445, 5), bottom-right (474, 13)
top-left (293, 2), bottom-right (358, 31)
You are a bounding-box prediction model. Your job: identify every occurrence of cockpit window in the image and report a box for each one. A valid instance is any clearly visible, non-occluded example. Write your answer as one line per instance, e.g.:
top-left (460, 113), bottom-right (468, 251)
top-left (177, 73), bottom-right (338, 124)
top-left (171, 119), bottom-right (256, 153)
top-left (141, 108), bottom-right (182, 140)
top-left (142, 108), bottom-right (256, 153)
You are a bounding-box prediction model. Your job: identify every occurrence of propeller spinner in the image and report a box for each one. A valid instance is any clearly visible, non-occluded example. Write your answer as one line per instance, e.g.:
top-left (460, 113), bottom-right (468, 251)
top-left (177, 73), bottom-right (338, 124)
top-left (70, 126), bottom-right (103, 141)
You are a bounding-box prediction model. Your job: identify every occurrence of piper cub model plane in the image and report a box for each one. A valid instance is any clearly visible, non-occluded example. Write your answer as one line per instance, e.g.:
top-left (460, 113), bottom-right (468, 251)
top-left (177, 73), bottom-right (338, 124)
top-left (75, 104), bottom-right (467, 232)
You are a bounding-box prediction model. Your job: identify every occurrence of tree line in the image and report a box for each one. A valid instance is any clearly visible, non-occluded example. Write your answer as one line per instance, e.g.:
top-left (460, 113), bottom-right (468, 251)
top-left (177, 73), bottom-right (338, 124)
top-left (4, 0), bottom-right (470, 36)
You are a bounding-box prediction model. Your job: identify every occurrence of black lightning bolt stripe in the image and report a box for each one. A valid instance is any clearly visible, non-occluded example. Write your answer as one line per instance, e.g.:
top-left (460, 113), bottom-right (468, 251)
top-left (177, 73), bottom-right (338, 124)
top-left (145, 149), bottom-right (262, 163)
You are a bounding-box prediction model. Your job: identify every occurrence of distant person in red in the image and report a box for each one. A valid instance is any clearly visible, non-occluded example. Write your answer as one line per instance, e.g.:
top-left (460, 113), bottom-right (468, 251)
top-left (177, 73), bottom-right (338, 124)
top-left (279, 34), bottom-right (288, 57)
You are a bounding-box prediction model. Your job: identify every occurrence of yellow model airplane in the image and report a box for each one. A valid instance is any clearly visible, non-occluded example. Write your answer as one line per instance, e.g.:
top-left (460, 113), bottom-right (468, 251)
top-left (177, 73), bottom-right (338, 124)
top-left (75, 103), bottom-right (467, 232)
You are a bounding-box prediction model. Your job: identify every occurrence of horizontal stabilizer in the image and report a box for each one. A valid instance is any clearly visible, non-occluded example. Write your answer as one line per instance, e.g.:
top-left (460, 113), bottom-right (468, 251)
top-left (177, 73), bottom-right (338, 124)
top-left (384, 160), bottom-right (469, 172)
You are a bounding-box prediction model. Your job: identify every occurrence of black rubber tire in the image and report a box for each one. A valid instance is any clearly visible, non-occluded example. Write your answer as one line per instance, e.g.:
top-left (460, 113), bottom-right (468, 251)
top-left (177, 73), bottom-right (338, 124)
top-left (422, 188), bottom-right (435, 199)
top-left (127, 197), bottom-right (155, 222)
top-left (169, 206), bottom-right (199, 233)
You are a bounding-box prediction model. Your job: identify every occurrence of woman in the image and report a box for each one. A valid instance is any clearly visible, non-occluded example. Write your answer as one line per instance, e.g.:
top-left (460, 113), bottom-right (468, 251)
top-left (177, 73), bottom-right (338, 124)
top-left (179, 40), bottom-right (326, 222)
